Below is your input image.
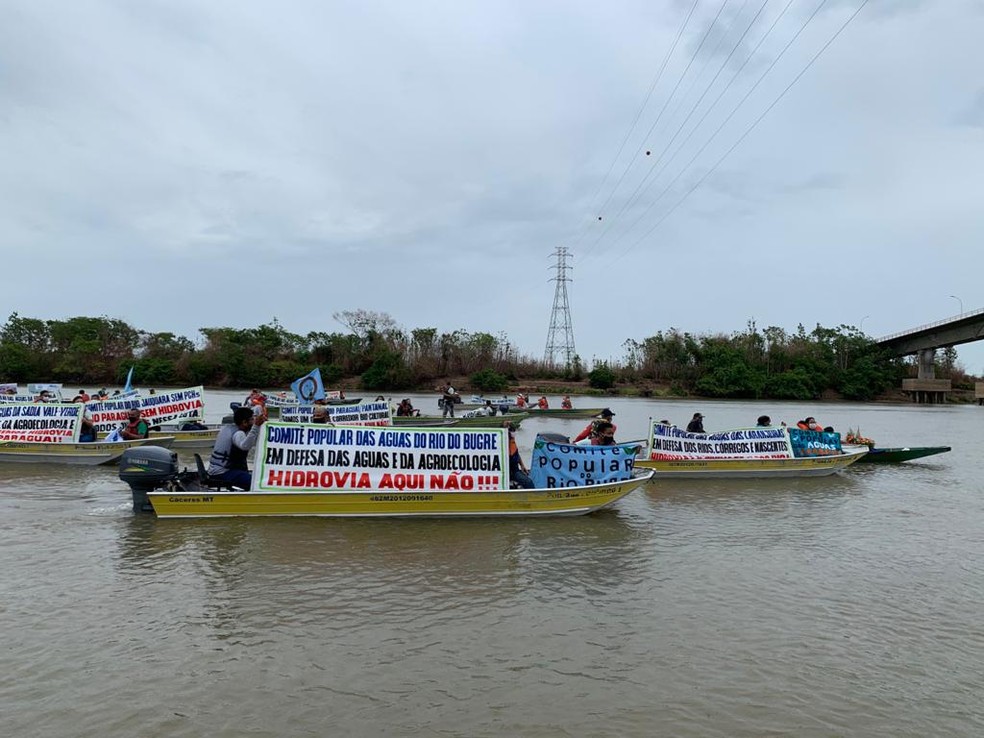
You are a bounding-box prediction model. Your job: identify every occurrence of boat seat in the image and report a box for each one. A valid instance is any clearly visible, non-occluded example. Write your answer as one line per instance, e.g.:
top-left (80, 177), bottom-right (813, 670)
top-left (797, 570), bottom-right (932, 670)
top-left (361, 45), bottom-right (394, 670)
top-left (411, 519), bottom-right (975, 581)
top-left (194, 453), bottom-right (235, 491)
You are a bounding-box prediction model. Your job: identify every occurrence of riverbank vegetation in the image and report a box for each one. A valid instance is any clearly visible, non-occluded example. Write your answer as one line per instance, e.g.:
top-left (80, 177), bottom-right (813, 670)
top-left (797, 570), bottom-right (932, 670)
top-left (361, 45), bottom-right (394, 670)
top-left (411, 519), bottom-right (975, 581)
top-left (0, 311), bottom-right (975, 400)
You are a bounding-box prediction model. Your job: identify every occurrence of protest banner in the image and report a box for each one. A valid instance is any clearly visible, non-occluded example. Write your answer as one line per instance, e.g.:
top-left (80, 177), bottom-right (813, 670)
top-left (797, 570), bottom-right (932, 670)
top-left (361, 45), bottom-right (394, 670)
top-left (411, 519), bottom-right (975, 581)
top-left (530, 437), bottom-right (639, 488)
top-left (253, 423), bottom-right (508, 492)
top-left (0, 394), bottom-right (45, 404)
top-left (787, 428), bottom-right (843, 457)
top-left (280, 400), bottom-right (392, 427)
top-left (0, 403), bottom-right (82, 443)
top-left (86, 386), bottom-right (205, 434)
top-left (646, 422), bottom-right (793, 460)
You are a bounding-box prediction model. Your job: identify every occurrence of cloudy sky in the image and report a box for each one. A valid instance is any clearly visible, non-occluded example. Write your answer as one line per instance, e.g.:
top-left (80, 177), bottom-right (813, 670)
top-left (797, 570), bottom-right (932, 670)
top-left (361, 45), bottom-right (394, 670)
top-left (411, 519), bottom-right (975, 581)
top-left (2, 0), bottom-right (983, 371)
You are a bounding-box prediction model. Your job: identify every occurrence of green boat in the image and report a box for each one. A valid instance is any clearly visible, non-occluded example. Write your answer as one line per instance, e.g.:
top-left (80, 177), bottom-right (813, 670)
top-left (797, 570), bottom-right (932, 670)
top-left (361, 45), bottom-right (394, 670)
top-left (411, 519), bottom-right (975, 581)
top-left (852, 445), bottom-right (951, 463)
top-left (392, 412), bottom-right (528, 429)
top-left (523, 407), bottom-right (606, 420)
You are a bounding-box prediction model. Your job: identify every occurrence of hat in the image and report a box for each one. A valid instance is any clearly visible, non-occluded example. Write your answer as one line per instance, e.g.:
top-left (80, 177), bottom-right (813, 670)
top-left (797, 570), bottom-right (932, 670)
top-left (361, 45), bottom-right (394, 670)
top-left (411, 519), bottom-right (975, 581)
top-left (692, 412), bottom-right (703, 419)
top-left (598, 408), bottom-right (615, 418)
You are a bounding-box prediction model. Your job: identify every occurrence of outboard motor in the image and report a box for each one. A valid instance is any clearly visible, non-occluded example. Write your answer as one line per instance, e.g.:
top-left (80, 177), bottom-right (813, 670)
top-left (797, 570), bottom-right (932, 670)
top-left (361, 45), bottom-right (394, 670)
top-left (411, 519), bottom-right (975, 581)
top-left (119, 446), bottom-right (179, 513)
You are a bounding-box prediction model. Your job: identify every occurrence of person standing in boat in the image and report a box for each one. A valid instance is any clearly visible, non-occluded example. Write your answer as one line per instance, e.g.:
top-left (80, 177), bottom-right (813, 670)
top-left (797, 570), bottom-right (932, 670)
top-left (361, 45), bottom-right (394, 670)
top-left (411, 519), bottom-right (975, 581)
top-left (686, 412), bottom-right (705, 433)
top-left (119, 408), bottom-right (151, 439)
top-left (73, 395), bottom-right (97, 442)
top-left (440, 381), bottom-right (457, 418)
top-left (208, 406), bottom-right (266, 489)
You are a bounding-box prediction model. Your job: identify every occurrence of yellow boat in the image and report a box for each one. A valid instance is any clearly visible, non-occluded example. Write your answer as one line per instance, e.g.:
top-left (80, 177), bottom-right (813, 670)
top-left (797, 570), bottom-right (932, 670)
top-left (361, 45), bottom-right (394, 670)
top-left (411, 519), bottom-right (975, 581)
top-left (146, 471), bottom-right (654, 518)
top-left (0, 437), bottom-right (175, 465)
top-left (99, 427), bottom-right (219, 449)
top-left (635, 446), bottom-right (868, 478)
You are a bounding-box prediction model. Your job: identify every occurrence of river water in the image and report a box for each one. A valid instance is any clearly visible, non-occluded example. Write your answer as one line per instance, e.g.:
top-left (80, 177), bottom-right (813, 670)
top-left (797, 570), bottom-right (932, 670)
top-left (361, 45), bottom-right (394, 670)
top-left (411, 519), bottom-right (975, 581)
top-left (2, 390), bottom-right (983, 737)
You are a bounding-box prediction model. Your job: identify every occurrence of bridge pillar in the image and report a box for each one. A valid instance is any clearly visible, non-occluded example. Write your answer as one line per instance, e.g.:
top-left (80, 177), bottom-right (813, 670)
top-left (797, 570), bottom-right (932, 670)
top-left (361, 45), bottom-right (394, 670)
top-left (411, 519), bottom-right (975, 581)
top-left (917, 349), bottom-right (936, 379)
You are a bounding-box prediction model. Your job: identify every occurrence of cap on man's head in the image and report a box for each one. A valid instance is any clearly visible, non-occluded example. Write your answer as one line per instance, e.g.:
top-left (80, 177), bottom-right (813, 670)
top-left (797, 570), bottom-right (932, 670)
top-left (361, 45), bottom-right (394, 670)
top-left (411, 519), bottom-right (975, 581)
top-left (598, 408), bottom-right (615, 418)
top-left (693, 412), bottom-right (703, 419)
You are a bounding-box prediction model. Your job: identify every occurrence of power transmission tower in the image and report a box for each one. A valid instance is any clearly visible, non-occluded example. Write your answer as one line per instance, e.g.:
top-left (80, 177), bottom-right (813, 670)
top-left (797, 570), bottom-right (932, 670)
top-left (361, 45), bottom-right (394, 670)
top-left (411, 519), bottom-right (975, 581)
top-left (543, 247), bottom-right (577, 367)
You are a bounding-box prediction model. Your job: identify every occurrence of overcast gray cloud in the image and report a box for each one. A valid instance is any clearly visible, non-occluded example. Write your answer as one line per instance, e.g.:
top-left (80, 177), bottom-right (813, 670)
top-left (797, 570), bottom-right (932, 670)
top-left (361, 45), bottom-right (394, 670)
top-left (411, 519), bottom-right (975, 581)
top-left (2, 0), bottom-right (982, 371)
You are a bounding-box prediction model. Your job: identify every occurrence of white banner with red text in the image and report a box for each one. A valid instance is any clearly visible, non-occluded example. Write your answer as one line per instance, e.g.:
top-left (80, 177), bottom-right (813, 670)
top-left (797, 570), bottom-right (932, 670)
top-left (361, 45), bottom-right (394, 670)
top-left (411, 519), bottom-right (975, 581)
top-left (253, 423), bottom-right (508, 492)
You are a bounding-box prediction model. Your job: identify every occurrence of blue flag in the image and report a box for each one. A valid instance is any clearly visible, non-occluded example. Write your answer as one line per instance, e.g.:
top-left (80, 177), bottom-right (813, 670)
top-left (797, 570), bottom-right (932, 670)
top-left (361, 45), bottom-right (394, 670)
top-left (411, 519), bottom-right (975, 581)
top-left (122, 366), bottom-right (134, 393)
top-left (291, 368), bottom-right (326, 403)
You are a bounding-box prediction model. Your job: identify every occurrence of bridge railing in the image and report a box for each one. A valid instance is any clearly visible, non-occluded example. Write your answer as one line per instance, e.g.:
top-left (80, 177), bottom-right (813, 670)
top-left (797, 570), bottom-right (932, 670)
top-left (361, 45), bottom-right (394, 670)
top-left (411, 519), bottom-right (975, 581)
top-left (876, 306), bottom-right (984, 343)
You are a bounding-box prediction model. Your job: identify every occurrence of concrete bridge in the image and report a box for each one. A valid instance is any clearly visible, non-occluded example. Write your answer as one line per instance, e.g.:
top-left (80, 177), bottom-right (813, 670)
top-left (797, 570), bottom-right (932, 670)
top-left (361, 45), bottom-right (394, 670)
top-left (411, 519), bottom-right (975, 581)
top-left (874, 308), bottom-right (984, 403)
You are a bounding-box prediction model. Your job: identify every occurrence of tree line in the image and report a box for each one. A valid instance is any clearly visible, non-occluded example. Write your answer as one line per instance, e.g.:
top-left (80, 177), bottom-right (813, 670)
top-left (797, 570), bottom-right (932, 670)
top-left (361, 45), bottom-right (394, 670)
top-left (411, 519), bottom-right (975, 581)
top-left (0, 311), bottom-right (958, 401)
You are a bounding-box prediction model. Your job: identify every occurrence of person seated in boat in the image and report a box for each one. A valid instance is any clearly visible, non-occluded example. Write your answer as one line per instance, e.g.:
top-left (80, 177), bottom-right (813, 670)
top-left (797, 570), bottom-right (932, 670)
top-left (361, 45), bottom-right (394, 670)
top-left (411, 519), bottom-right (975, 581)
top-left (561, 395), bottom-right (573, 410)
top-left (476, 400), bottom-right (497, 417)
top-left (572, 408), bottom-right (617, 444)
top-left (180, 418), bottom-right (209, 431)
top-left (73, 389), bottom-right (90, 403)
top-left (208, 406), bottom-right (266, 489)
top-left (515, 393), bottom-right (528, 408)
top-left (504, 421), bottom-right (535, 489)
top-left (536, 396), bottom-right (549, 410)
top-left (576, 420), bottom-right (616, 446)
top-left (245, 388), bottom-right (267, 409)
top-left (796, 417), bottom-right (824, 432)
top-left (686, 412), bottom-right (705, 433)
top-left (120, 408), bottom-right (151, 440)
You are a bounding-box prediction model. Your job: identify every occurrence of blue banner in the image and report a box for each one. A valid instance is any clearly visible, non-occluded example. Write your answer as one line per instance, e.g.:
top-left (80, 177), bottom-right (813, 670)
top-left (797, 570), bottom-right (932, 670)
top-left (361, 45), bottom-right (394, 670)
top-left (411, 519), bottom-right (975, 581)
top-left (291, 368), bottom-right (326, 403)
top-left (530, 436), bottom-right (638, 488)
top-left (788, 428), bottom-right (842, 457)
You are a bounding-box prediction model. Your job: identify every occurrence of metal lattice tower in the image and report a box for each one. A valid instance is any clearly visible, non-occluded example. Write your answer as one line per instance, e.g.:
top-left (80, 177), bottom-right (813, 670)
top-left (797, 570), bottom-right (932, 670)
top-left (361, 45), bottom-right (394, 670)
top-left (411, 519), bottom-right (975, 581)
top-left (543, 247), bottom-right (576, 366)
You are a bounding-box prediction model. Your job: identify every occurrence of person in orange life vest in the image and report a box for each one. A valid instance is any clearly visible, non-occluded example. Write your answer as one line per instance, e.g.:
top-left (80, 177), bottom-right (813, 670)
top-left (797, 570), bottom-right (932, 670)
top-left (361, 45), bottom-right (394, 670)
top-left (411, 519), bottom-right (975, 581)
top-left (515, 393), bottom-right (528, 408)
top-left (504, 420), bottom-right (534, 489)
top-left (245, 388), bottom-right (267, 408)
top-left (572, 408), bottom-right (616, 444)
top-left (537, 395), bottom-right (549, 410)
top-left (120, 408), bottom-right (151, 440)
top-left (797, 416), bottom-right (823, 432)
top-left (561, 395), bottom-right (573, 410)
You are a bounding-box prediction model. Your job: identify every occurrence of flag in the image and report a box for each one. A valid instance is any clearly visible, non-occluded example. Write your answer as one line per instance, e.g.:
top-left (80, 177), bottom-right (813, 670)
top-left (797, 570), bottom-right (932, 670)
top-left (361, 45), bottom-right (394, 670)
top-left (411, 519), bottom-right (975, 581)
top-left (122, 366), bottom-right (134, 393)
top-left (291, 368), bottom-right (325, 403)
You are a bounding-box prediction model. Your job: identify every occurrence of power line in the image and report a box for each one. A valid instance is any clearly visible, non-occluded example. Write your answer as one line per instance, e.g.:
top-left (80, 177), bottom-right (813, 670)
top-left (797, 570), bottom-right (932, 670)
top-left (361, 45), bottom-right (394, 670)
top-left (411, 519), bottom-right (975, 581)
top-left (581, 0), bottom-right (733, 259)
top-left (585, 0), bottom-right (770, 259)
top-left (568, 0), bottom-right (702, 251)
top-left (613, 0), bottom-right (871, 264)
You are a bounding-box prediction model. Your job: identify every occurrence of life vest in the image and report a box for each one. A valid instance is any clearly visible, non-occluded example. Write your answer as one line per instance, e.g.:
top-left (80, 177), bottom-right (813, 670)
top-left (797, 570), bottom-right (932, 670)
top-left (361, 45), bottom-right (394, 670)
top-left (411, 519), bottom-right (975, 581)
top-left (516, 395), bottom-right (527, 407)
top-left (209, 424), bottom-right (250, 472)
top-left (561, 398), bottom-right (572, 409)
top-left (124, 417), bottom-right (150, 438)
top-left (537, 398), bottom-right (548, 409)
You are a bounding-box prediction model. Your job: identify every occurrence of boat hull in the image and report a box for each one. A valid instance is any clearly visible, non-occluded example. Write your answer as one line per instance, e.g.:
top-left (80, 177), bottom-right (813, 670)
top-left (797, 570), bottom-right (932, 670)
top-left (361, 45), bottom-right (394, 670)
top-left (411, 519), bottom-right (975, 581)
top-left (392, 413), bottom-right (529, 428)
top-left (635, 448), bottom-right (868, 478)
top-left (852, 445), bottom-right (951, 463)
top-left (99, 428), bottom-right (219, 449)
top-left (0, 437), bottom-right (174, 465)
top-left (147, 472), bottom-right (654, 518)
top-left (525, 408), bottom-right (606, 419)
